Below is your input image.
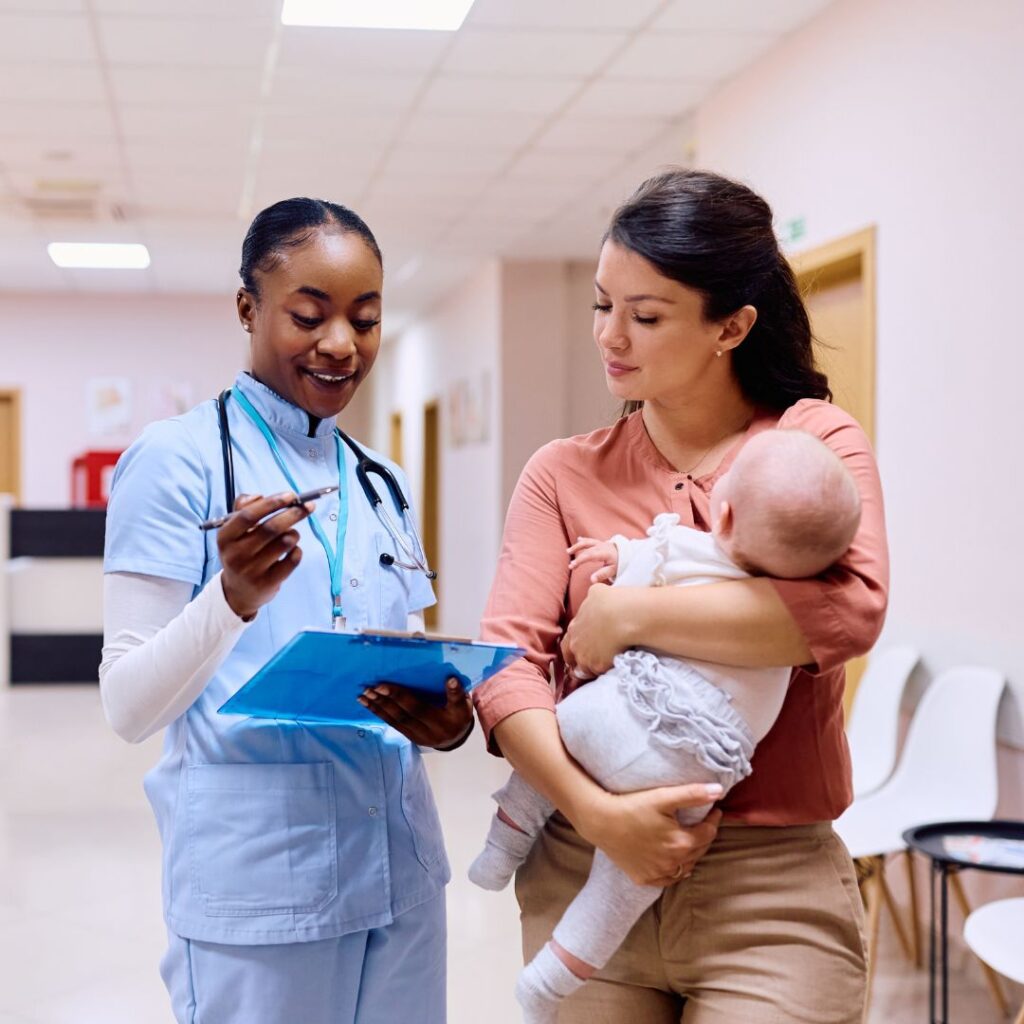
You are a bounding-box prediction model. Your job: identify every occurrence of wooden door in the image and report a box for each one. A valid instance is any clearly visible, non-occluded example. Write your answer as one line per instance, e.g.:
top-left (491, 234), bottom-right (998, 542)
top-left (389, 411), bottom-right (403, 467)
top-left (0, 390), bottom-right (21, 503)
top-left (791, 228), bottom-right (876, 711)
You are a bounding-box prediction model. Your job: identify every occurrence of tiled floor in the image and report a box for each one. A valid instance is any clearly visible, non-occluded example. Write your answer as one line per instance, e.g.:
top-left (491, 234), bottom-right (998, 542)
top-left (0, 684), bottom-right (1016, 1023)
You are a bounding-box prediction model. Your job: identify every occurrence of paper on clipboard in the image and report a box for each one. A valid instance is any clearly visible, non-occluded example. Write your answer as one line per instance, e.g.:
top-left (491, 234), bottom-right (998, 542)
top-left (217, 628), bottom-right (525, 727)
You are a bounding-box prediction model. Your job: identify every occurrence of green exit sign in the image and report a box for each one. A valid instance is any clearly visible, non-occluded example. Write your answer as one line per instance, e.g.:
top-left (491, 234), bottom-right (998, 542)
top-left (781, 216), bottom-right (807, 245)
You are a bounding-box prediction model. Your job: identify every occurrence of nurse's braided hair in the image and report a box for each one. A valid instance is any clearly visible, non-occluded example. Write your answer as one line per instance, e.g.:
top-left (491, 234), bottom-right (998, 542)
top-left (608, 169), bottom-right (831, 413)
top-left (239, 197), bottom-right (382, 297)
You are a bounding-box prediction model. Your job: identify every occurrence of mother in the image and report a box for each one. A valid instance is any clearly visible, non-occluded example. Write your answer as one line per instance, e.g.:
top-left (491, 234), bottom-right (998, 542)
top-left (475, 170), bottom-right (888, 1022)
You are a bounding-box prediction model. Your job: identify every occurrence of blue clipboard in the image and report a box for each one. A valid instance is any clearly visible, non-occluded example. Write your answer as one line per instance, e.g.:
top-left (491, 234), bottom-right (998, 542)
top-left (218, 629), bottom-right (525, 727)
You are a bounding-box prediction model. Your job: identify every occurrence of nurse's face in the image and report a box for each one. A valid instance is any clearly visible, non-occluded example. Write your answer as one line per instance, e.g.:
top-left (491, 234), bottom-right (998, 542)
top-left (238, 228), bottom-right (383, 421)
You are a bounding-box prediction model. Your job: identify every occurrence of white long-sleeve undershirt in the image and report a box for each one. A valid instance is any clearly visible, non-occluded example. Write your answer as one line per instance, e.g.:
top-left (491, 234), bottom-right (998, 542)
top-left (100, 571), bottom-right (425, 744)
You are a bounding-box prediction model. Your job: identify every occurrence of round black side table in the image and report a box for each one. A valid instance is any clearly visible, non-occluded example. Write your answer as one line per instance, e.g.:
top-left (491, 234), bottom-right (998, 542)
top-left (903, 820), bottom-right (1024, 1024)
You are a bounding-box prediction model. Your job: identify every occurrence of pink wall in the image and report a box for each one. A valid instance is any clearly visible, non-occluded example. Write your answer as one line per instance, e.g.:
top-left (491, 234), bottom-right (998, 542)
top-left (1, 293), bottom-right (245, 507)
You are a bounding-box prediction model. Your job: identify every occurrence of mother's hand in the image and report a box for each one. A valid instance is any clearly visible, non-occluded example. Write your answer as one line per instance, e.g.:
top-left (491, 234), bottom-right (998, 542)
top-left (577, 783), bottom-right (723, 886)
top-left (561, 582), bottom-right (632, 679)
top-left (359, 678), bottom-right (474, 750)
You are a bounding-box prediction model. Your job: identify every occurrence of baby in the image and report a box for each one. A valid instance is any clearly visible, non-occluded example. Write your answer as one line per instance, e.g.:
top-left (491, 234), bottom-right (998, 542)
top-left (469, 428), bottom-right (863, 1024)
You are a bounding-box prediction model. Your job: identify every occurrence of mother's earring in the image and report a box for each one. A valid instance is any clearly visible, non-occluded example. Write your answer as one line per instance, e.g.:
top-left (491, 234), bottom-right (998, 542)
top-left (715, 350), bottom-right (723, 358)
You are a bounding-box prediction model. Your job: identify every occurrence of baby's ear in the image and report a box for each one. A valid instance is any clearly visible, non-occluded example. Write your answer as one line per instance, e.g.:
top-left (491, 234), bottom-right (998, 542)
top-left (712, 499), bottom-right (734, 541)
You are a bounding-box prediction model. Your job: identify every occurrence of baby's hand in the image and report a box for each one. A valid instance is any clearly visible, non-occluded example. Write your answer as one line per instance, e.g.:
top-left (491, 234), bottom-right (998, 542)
top-left (567, 537), bottom-right (618, 584)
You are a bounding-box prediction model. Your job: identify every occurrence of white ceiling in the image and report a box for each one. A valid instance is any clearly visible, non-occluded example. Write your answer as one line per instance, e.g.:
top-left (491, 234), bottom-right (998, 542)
top-left (0, 0), bottom-right (835, 330)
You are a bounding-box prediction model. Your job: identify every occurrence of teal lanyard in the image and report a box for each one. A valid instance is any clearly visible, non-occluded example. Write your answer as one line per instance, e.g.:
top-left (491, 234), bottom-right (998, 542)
top-left (232, 388), bottom-right (350, 622)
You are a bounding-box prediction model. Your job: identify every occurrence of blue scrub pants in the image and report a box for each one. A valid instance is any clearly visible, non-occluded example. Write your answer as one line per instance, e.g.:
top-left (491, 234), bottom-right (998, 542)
top-left (160, 891), bottom-right (446, 1024)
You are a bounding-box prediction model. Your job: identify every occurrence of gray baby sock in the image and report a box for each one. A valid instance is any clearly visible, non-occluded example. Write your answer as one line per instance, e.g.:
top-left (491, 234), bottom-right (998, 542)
top-left (468, 814), bottom-right (535, 891)
top-left (515, 943), bottom-right (584, 1024)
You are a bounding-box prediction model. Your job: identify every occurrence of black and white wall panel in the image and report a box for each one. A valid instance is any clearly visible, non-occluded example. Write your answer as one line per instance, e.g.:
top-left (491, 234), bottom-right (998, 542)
top-left (1, 500), bottom-right (105, 684)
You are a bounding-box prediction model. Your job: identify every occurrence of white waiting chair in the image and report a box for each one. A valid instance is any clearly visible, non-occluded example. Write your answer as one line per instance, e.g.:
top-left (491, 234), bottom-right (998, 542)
top-left (965, 898), bottom-right (1024, 1024)
top-left (834, 665), bottom-right (1005, 1018)
top-left (847, 645), bottom-right (920, 798)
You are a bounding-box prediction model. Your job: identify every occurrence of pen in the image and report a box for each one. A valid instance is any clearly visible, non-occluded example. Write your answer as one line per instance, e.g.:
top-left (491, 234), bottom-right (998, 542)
top-left (198, 485), bottom-right (340, 531)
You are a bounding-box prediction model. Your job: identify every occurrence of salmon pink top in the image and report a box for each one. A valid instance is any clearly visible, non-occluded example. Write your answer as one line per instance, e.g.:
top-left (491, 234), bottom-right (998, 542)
top-left (475, 399), bottom-right (889, 825)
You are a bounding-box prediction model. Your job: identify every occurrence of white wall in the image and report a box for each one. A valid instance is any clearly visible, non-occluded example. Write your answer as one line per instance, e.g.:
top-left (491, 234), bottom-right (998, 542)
top-left (695, 0), bottom-right (1024, 744)
top-left (0, 293), bottom-right (245, 506)
top-left (371, 257), bottom-right (616, 637)
top-left (367, 262), bottom-right (504, 636)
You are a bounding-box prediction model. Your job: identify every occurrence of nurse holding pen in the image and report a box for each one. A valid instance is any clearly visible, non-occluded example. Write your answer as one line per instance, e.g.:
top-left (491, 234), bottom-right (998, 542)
top-left (100, 198), bottom-right (472, 1024)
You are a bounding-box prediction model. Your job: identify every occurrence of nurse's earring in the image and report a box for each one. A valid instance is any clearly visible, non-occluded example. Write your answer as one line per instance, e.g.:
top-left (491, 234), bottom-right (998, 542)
top-left (243, 323), bottom-right (252, 333)
top-left (715, 350), bottom-right (723, 358)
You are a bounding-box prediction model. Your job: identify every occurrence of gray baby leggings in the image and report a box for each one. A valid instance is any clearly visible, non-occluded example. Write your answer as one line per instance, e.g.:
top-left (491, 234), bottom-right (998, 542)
top-left (497, 651), bottom-right (755, 970)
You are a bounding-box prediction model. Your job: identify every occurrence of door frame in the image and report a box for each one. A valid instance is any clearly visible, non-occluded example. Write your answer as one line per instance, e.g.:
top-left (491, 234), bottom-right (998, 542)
top-left (0, 388), bottom-right (22, 504)
top-left (789, 225), bottom-right (877, 443)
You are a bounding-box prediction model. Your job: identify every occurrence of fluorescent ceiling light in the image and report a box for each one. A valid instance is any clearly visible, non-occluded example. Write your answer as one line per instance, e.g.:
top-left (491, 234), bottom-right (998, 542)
top-left (47, 242), bottom-right (151, 270)
top-left (282, 0), bottom-right (477, 31)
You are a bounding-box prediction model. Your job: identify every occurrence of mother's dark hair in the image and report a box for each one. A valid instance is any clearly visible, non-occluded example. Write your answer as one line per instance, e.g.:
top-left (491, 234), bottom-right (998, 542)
top-left (606, 169), bottom-right (830, 411)
top-left (239, 197), bottom-right (382, 298)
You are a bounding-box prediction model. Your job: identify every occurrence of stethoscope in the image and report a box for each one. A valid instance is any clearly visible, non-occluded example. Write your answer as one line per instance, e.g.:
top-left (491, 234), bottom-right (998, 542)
top-left (216, 388), bottom-right (437, 582)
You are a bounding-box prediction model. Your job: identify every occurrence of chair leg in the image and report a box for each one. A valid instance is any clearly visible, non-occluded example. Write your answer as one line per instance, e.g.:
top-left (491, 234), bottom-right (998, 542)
top-left (949, 871), bottom-right (1010, 1017)
top-left (861, 857), bottom-right (883, 1023)
top-left (878, 867), bottom-right (914, 963)
top-left (903, 850), bottom-right (922, 967)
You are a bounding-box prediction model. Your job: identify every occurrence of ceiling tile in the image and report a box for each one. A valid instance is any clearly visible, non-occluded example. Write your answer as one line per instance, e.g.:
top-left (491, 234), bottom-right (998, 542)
top-left (269, 68), bottom-right (428, 110)
top-left (368, 167), bottom-right (490, 201)
top-left (95, 0), bottom-right (277, 17)
top-left (654, 0), bottom-right (833, 35)
top-left (258, 105), bottom-right (404, 145)
top-left (419, 75), bottom-right (582, 117)
top-left (607, 32), bottom-right (777, 81)
top-left (110, 66), bottom-right (264, 105)
top-left (63, 266), bottom-right (155, 293)
top-left (276, 27), bottom-right (451, 73)
top-left (251, 167), bottom-right (374, 209)
top-left (505, 149), bottom-right (607, 183)
top-left (254, 135), bottom-right (382, 174)
top-left (0, 63), bottom-right (106, 103)
top-left (97, 15), bottom-right (272, 68)
top-left (442, 28), bottom-right (626, 77)
top-left (379, 145), bottom-right (514, 178)
top-left (0, 103), bottom-right (117, 140)
top-left (131, 173), bottom-right (242, 216)
top-left (117, 104), bottom-right (257, 145)
top-left (465, 0), bottom-right (664, 31)
top-left (125, 139), bottom-right (250, 174)
top-left (0, 13), bottom-right (97, 62)
top-left (0, 1), bottom-right (84, 10)
top-left (532, 114), bottom-right (668, 154)
top-left (398, 112), bottom-right (544, 150)
top-left (565, 77), bottom-right (710, 119)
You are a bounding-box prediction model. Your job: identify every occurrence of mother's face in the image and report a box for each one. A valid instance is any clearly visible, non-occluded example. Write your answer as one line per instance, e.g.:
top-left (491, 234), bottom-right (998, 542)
top-left (238, 228), bottom-right (383, 421)
top-left (592, 240), bottom-right (743, 407)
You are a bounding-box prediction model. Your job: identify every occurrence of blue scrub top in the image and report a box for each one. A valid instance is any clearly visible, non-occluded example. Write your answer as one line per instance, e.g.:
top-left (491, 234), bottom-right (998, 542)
top-left (104, 372), bottom-right (448, 945)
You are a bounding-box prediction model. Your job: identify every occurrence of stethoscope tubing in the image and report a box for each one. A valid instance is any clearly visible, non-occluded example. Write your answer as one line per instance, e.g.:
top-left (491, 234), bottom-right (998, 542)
top-left (215, 390), bottom-right (435, 580)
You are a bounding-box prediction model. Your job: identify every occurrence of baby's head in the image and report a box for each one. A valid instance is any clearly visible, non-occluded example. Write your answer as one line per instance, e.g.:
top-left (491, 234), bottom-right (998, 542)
top-left (709, 429), bottom-right (861, 579)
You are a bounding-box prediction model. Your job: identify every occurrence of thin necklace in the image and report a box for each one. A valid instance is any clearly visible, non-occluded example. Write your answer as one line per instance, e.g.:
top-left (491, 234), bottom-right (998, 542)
top-left (679, 416), bottom-right (754, 476)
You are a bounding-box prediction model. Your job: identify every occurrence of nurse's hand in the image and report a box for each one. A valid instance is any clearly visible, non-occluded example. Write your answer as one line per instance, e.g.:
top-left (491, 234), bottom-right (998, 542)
top-left (358, 678), bottom-right (474, 750)
top-left (218, 492), bottom-right (314, 620)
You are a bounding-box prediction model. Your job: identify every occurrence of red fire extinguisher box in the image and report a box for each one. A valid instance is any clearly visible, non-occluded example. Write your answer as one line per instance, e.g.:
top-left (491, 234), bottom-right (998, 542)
top-left (71, 450), bottom-right (124, 508)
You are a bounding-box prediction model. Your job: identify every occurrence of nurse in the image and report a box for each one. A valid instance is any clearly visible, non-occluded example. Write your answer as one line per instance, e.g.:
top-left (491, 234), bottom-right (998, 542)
top-left (99, 198), bottom-right (472, 1024)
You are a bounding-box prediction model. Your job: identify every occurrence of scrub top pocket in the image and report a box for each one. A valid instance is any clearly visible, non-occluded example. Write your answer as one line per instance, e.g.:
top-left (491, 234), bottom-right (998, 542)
top-left (186, 762), bottom-right (338, 918)
top-left (399, 745), bottom-right (448, 871)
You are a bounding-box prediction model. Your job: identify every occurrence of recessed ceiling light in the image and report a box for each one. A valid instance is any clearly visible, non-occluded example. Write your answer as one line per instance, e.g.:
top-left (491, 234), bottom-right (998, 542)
top-left (47, 242), bottom-right (151, 270)
top-left (281, 0), bottom-right (477, 31)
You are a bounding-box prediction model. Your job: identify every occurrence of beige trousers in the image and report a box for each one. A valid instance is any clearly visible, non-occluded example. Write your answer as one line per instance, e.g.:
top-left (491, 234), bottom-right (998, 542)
top-left (516, 816), bottom-right (867, 1023)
